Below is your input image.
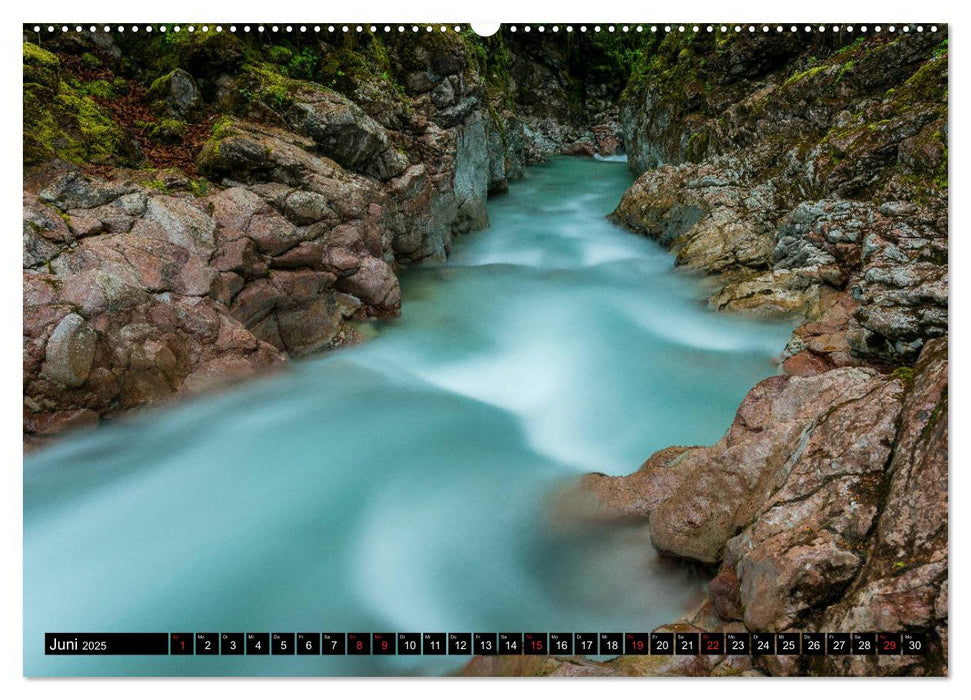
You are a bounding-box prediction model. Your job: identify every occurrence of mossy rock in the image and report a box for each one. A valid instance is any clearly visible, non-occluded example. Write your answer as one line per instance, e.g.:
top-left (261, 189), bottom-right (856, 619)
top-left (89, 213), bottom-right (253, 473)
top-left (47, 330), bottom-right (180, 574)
top-left (147, 68), bottom-right (204, 121)
top-left (685, 129), bottom-right (711, 162)
top-left (24, 72), bottom-right (142, 167)
top-left (896, 53), bottom-right (948, 106)
top-left (227, 64), bottom-right (326, 118)
top-left (783, 63), bottom-right (828, 86)
top-left (145, 118), bottom-right (188, 145)
top-left (209, 115), bottom-right (238, 141)
top-left (383, 28), bottom-right (467, 76)
top-left (23, 42), bottom-right (60, 98)
top-left (196, 133), bottom-right (271, 179)
top-left (891, 366), bottom-right (917, 386)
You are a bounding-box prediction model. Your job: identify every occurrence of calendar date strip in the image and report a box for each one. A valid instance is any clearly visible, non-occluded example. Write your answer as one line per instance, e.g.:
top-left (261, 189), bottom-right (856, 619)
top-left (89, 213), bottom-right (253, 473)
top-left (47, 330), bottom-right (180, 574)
top-left (46, 631), bottom-right (928, 656)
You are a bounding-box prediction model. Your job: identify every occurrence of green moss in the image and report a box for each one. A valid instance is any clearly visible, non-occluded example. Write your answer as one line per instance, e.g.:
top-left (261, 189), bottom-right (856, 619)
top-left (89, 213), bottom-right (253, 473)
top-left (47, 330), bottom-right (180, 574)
top-left (267, 45), bottom-right (294, 65)
top-left (114, 29), bottom-right (247, 84)
top-left (783, 64), bottom-right (827, 86)
top-left (210, 115), bottom-right (236, 140)
top-left (286, 47), bottom-right (320, 81)
top-left (145, 118), bottom-right (188, 145)
top-left (82, 79), bottom-right (118, 100)
top-left (228, 64), bottom-right (315, 115)
top-left (836, 60), bottom-right (856, 83)
top-left (187, 178), bottom-right (211, 197)
top-left (833, 36), bottom-right (866, 58)
top-left (142, 178), bottom-right (171, 194)
top-left (459, 29), bottom-right (512, 104)
top-left (685, 130), bottom-right (709, 162)
top-left (317, 45), bottom-right (378, 94)
top-left (264, 84), bottom-right (293, 111)
top-left (79, 52), bottom-right (102, 70)
top-left (147, 70), bottom-right (183, 101)
top-left (898, 54), bottom-right (948, 105)
top-left (891, 366), bottom-right (916, 385)
top-left (24, 70), bottom-right (140, 166)
top-left (23, 42), bottom-right (60, 97)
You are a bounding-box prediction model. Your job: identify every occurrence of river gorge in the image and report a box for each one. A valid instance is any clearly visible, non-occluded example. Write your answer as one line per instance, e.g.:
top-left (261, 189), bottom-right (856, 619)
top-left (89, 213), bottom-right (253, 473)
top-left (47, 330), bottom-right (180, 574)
top-left (22, 24), bottom-right (948, 677)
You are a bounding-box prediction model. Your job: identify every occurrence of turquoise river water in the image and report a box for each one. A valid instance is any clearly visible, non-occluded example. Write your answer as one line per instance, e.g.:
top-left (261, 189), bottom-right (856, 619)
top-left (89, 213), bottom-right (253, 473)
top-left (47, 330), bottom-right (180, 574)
top-left (23, 157), bottom-right (793, 676)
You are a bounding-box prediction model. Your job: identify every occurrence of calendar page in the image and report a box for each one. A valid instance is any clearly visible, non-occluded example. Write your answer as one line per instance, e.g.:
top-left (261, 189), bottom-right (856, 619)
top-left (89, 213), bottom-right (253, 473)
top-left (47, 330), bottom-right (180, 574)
top-left (21, 13), bottom-right (949, 681)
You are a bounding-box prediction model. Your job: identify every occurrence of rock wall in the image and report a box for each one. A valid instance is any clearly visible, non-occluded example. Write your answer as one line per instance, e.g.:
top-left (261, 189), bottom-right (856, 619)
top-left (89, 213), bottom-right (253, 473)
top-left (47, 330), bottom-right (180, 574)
top-left (612, 29), bottom-right (947, 366)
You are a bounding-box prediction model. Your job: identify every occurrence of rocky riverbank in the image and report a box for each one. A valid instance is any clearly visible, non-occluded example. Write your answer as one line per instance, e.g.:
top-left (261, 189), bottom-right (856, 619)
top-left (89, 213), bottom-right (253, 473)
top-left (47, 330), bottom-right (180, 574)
top-left (23, 27), bottom-right (626, 445)
top-left (463, 27), bottom-right (949, 677)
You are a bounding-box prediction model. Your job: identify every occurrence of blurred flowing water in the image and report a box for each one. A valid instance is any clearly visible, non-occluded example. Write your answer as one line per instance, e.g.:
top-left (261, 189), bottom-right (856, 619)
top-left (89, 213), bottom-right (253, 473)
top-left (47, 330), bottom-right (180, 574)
top-left (24, 157), bottom-right (793, 676)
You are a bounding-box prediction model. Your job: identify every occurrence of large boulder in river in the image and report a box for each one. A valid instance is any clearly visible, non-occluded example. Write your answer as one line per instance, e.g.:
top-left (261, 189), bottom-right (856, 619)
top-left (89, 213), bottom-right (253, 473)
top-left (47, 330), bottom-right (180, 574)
top-left (582, 366), bottom-right (904, 568)
top-left (611, 162), bottom-right (778, 277)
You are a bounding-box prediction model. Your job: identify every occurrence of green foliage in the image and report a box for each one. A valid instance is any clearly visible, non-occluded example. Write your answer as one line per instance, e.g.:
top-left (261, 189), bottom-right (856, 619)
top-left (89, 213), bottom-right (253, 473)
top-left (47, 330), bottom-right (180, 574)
top-left (113, 28), bottom-right (248, 83)
top-left (462, 29), bottom-right (510, 93)
top-left (287, 47), bottom-right (320, 81)
top-left (587, 30), bottom-right (660, 99)
top-left (229, 64), bottom-right (304, 114)
top-left (317, 45), bottom-right (374, 93)
top-left (621, 30), bottom-right (708, 100)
